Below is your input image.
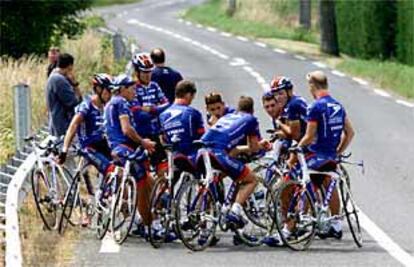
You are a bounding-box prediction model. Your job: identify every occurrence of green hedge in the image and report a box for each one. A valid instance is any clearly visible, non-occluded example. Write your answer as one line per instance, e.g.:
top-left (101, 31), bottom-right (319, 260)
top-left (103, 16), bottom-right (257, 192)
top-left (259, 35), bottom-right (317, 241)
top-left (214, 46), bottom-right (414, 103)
top-left (396, 0), bottom-right (414, 66)
top-left (335, 0), bottom-right (396, 60)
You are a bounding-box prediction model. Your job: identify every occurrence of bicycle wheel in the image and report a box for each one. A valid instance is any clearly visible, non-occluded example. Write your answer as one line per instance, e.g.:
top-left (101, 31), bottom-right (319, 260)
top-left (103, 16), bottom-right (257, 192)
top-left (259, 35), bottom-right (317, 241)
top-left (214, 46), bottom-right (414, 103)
top-left (111, 176), bottom-right (137, 244)
top-left (274, 180), bottom-right (317, 251)
top-left (175, 179), bottom-right (218, 251)
top-left (339, 164), bottom-right (351, 205)
top-left (58, 173), bottom-right (81, 234)
top-left (243, 176), bottom-right (270, 229)
top-left (340, 180), bottom-right (362, 247)
top-left (148, 177), bottom-right (171, 248)
top-left (31, 168), bottom-right (57, 230)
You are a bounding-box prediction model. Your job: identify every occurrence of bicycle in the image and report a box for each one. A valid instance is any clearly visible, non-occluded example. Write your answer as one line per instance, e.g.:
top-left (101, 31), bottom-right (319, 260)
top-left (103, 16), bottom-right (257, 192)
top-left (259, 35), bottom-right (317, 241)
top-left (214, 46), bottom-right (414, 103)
top-left (147, 142), bottom-right (194, 248)
top-left (26, 135), bottom-right (73, 230)
top-left (175, 141), bottom-right (275, 251)
top-left (273, 146), bottom-right (363, 251)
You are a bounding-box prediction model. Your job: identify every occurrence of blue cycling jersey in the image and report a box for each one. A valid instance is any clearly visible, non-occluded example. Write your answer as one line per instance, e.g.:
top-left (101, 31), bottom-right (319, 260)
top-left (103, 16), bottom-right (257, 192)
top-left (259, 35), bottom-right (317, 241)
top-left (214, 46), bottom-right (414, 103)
top-left (104, 95), bottom-right (136, 149)
top-left (280, 95), bottom-right (308, 137)
top-left (202, 112), bottom-right (261, 151)
top-left (159, 103), bottom-right (205, 155)
top-left (307, 94), bottom-right (346, 157)
top-left (206, 105), bottom-right (236, 125)
top-left (75, 98), bottom-right (105, 147)
top-left (130, 81), bottom-right (170, 137)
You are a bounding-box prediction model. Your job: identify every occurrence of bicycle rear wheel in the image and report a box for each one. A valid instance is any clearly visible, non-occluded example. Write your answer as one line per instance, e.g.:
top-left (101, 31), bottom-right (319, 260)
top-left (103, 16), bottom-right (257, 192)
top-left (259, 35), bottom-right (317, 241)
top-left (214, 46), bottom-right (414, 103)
top-left (111, 176), bottom-right (137, 244)
top-left (274, 180), bottom-right (317, 251)
top-left (148, 177), bottom-right (172, 248)
top-left (175, 179), bottom-right (218, 251)
top-left (340, 180), bottom-right (362, 247)
top-left (58, 173), bottom-right (81, 234)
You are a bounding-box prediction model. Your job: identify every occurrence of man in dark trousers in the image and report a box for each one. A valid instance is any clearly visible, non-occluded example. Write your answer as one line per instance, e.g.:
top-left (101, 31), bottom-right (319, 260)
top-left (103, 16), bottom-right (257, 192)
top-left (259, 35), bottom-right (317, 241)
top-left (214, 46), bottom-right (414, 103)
top-left (150, 48), bottom-right (183, 103)
top-left (46, 53), bottom-right (82, 137)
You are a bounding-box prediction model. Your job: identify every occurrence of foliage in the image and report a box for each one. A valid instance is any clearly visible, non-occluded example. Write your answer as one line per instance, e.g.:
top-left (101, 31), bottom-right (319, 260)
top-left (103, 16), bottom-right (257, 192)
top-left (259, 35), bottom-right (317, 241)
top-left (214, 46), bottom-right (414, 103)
top-left (0, 0), bottom-right (92, 58)
top-left (396, 0), bottom-right (414, 66)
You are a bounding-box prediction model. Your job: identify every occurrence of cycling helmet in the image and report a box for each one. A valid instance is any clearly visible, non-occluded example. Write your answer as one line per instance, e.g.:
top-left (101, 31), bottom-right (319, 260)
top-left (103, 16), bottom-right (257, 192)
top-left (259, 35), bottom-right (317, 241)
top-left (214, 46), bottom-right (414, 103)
top-left (110, 74), bottom-right (135, 92)
top-left (131, 52), bottom-right (154, 72)
top-left (270, 76), bottom-right (293, 92)
top-left (92, 73), bottom-right (112, 90)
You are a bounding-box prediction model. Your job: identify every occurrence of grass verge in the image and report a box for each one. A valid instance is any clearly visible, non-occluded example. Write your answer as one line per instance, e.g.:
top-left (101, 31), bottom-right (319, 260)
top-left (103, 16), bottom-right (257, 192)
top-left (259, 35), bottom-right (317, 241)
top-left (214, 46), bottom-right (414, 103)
top-left (184, 0), bottom-right (414, 99)
top-left (92, 0), bottom-right (141, 7)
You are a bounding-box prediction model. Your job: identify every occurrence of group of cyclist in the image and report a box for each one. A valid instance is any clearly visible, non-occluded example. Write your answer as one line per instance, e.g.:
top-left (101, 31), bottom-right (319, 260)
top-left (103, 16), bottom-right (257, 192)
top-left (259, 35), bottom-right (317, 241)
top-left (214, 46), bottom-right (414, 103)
top-left (56, 47), bottom-right (355, 247)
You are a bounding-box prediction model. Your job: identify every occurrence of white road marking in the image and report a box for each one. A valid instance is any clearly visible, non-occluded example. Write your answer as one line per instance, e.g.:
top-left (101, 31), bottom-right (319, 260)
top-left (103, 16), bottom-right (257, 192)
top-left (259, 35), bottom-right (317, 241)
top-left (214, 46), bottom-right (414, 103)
top-left (359, 210), bottom-right (414, 267)
top-left (331, 70), bottom-right (346, 77)
top-left (229, 57), bottom-right (248, 67)
top-left (99, 234), bottom-right (120, 253)
top-left (196, 23), bottom-right (203, 28)
top-left (312, 61), bottom-right (327, 69)
top-left (207, 26), bottom-right (217, 32)
top-left (243, 65), bottom-right (254, 73)
top-left (178, 18), bottom-right (184, 23)
top-left (294, 55), bottom-right (307, 61)
top-left (134, 7), bottom-right (140, 11)
top-left (254, 41), bottom-right (267, 48)
top-left (352, 77), bottom-right (369, 86)
top-left (374, 89), bottom-right (391, 98)
top-left (220, 32), bottom-right (232, 37)
top-left (396, 100), bottom-right (414, 108)
top-left (273, 48), bottom-right (287, 54)
top-left (185, 21), bottom-right (192, 26)
top-left (236, 36), bottom-right (249, 42)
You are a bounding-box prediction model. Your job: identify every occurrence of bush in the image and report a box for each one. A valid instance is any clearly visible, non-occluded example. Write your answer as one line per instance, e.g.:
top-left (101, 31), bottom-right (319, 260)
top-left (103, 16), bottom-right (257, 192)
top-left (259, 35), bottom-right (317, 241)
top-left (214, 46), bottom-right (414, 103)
top-left (336, 0), bottom-right (397, 60)
top-left (396, 0), bottom-right (414, 66)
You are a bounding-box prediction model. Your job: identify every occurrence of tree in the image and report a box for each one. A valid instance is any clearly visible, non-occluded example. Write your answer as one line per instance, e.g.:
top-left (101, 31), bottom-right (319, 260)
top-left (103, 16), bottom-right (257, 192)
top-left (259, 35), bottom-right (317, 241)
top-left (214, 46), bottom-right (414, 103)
top-left (0, 0), bottom-right (92, 58)
top-left (319, 0), bottom-right (339, 56)
top-left (299, 0), bottom-right (311, 30)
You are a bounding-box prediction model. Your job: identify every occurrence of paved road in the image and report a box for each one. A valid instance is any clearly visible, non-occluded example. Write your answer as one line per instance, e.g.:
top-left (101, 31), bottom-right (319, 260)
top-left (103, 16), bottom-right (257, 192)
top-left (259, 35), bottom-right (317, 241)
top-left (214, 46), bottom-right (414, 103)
top-left (74, 1), bottom-right (414, 266)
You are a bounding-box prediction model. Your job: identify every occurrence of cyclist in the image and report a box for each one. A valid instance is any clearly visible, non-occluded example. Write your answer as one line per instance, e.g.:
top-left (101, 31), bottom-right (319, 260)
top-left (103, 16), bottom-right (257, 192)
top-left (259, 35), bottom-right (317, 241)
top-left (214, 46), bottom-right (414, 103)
top-left (201, 96), bottom-right (271, 230)
top-left (58, 73), bottom-right (114, 225)
top-left (287, 71), bottom-right (355, 239)
top-left (271, 76), bottom-right (308, 143)
top-left (262, 91), bottom-right (282, 131)
top-left (130, 52), bottom-right (170, 179)
top-left (204, 92), bottom-right (235, 126)
top-left (104, 74), bottom-right (156, 232)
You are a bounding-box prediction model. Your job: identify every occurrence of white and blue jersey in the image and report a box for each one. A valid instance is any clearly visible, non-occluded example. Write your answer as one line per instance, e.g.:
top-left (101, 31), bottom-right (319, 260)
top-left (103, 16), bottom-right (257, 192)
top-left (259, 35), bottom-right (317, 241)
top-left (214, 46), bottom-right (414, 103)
top-left (159, 103), bottom-right (205, 156)
top-left (202, 112), bottom-right (261, 151)
top-left (104, 95), bottom-right (136, 149)
top-left (131, 81), bottom-right (170, 137)
top-left (307, 94), bottom-right (346, 158)
top-left (75, 98), bottom-right (105, 147)
top-left (206, 105), bottom-right (236, 125)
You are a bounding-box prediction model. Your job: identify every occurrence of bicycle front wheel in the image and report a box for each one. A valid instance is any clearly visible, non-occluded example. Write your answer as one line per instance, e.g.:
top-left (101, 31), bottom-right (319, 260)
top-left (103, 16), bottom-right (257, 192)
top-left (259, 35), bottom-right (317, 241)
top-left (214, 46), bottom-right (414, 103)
top-left (340, 180), bottom-right (362, 247)
top-left (274, 180), bottom-right (317, 251)
top-left (111, 176), bottom-right (137, 244)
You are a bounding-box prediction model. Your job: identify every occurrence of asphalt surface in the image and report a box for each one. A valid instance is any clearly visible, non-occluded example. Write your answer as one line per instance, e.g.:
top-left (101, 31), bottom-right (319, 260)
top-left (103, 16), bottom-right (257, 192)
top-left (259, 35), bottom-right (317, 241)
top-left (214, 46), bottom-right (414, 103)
top-left (73, 1), bottom-right (414, 266)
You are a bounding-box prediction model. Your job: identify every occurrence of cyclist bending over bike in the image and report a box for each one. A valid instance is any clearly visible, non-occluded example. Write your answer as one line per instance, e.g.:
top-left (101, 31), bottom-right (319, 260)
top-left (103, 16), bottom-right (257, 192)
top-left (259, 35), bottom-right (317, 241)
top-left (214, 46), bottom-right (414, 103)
top-left (104, 74), bottom-right (156, 231)
top-left (204, 92), bottom-right (235, 127)
top-left (287, 71), bottom-right (355, 239)
top-left (59, 74), bottom-right (115, 224)
top-left (201, 96), bottom-right (271, 230)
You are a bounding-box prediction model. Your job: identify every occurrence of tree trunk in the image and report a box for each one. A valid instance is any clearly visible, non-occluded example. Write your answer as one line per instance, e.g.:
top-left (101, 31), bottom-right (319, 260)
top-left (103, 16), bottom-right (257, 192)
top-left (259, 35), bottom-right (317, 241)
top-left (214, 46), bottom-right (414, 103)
top-left (320, 0), bottom-right (339, 56)
top-left (226, 0), bottom-right (236, 16)
top-left (299, 0), bottom-right (311, 30)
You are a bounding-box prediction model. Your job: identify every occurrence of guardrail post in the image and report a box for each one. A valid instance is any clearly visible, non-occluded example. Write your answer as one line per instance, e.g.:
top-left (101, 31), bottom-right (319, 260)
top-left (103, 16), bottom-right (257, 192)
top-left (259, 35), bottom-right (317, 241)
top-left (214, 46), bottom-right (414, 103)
top-left (13, 84), bottom-right (31, 152)
top-left (226, 0), bottom-right (237, 16)
top-left (113, 32), bottom-right (127, 62)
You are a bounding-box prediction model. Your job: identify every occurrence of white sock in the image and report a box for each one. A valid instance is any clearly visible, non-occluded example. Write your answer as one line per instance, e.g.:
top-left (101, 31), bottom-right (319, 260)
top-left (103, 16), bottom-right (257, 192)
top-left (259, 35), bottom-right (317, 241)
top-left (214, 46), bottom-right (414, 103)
top-left (331, 219), bottom-right (342, 232)
top-left (282, 225), bottom-right (291, 238)
top-left (230, 202), bottom-right (243, 215)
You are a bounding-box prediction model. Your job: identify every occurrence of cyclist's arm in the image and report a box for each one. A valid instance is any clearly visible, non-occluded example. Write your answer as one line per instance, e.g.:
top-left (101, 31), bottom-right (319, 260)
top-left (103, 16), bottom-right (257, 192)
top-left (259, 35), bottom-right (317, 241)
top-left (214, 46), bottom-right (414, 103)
top-left (288, 120), bottom-right (302, 141)
top-left (298, 121), bottom-right (317, 147)
top-left (337, 117), bottom-right (354, 155)
top-left (120, 115), bottom-right (144, 144)
top-left (62, 113), bottom-right (83, 152)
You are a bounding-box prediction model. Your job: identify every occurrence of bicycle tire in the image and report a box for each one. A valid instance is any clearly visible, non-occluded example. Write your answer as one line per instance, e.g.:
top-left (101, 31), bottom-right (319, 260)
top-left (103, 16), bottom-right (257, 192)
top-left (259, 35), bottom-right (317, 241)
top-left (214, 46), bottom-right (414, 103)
top-left (111, 176), bottom-right (137, 245)
top-left (58, 173), bottom-right (80, 234)
top-left (274, 180), bottom-right (317, 251)
top-left (340, 180), bottom-right (363, 247)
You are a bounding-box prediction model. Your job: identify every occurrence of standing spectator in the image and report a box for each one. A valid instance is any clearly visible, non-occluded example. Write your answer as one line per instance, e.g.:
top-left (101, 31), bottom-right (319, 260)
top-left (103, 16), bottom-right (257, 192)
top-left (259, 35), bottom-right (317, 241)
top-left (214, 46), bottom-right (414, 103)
top-left (46, 53), bottom-right (82, 137)
top-left (47, 47), bottom-right (60, 77)
top-left (150, 48), bottom-right (183, 103)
